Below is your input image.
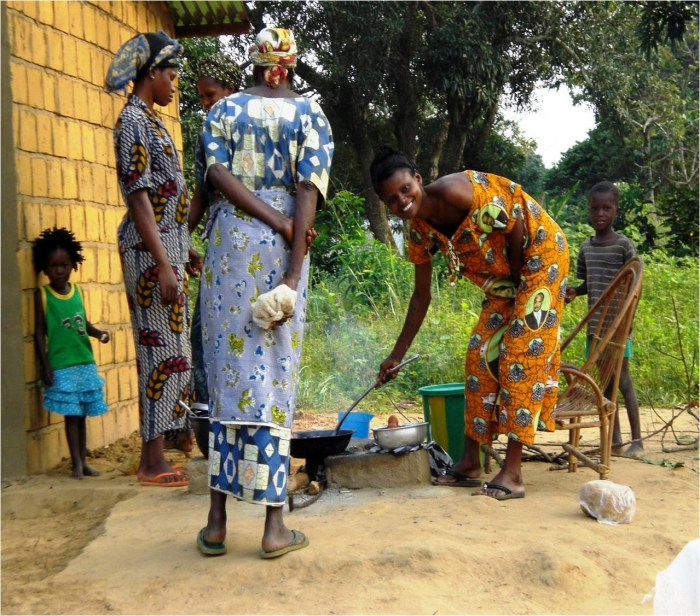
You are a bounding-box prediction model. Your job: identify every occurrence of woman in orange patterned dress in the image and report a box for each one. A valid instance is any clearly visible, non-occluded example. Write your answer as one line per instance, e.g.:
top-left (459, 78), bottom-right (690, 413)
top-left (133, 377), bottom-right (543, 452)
top-left (372, 145), bottom-right (569, 500)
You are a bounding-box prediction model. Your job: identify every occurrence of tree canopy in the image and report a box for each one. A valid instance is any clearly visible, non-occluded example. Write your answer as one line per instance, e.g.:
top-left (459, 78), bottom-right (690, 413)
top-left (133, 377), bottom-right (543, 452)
top-left (178, 1), bottom-right (698, 255)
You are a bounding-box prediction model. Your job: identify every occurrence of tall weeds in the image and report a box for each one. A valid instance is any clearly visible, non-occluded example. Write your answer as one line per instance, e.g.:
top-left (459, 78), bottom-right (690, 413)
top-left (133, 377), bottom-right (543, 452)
top-left (300, 193), bottom-right (699, 412)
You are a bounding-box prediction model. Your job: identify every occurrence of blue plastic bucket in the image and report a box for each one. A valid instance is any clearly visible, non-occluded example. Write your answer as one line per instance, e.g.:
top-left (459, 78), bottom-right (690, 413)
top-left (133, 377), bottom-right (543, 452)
top-left (336, 411), bottom-right (374, 439)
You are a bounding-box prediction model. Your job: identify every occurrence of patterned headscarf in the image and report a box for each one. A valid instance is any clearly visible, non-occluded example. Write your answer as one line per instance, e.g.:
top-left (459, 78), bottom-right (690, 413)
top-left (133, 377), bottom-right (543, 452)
top-left (248, 27), bottom-right (297, 88)
top-left (105, 30), bottom-right (183, 93)
top-left (189, 53), bottom-right (242, 89)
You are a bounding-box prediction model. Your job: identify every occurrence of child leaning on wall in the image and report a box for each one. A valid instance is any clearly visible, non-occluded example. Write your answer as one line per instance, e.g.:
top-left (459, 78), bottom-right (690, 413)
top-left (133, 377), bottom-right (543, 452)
top-left (565, 182), bottom-right (643, 457)
top-left (32, 227), bottom-right (111, 478)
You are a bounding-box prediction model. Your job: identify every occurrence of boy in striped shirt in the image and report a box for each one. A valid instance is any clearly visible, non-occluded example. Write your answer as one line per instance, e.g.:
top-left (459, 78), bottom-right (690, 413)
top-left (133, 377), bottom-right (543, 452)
top-left (565, 182), bottom-right (643, 456)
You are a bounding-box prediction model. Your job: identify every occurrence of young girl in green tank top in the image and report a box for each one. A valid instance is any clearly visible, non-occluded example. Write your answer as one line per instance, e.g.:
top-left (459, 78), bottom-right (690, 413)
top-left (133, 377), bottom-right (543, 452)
top-left (32, 228), bottom-right (111, 479)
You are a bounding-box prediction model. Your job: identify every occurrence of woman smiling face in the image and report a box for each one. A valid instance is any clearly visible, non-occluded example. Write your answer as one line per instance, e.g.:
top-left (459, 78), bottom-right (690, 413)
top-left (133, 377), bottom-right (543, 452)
top-left (377, 167), bottom-right (424, 219)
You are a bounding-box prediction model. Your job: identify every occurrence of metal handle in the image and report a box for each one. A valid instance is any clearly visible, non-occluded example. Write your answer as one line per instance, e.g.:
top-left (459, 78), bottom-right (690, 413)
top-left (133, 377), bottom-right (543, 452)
top-left (177, 400), bottom-right (196, 417)
top-left (387, 353), bottom-right (421, 374)
top-left (333, 354), bottom-right (421, 435)
top-left (333, 382), bottom-right (377, 435)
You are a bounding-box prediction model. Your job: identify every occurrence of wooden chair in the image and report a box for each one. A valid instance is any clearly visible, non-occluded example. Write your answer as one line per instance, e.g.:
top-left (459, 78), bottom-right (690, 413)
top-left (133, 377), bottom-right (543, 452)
top-left (554, 257), bottom-right (644, 479)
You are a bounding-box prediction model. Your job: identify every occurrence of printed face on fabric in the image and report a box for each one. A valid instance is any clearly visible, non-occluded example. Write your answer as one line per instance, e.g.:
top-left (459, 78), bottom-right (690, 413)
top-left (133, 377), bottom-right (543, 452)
top-left (524, 288), bottom-right (551, 331)
top-left (377, 168), bottom-right (423, 219)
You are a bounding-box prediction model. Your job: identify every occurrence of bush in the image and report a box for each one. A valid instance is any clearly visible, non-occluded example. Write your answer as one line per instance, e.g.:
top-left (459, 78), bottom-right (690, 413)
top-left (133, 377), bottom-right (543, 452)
top-left (300, 241), bottom-right (699, 412)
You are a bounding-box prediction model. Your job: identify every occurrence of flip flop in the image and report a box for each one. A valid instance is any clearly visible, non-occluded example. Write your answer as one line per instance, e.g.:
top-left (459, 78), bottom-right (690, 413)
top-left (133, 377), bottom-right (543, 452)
top-left (138, 471), bottom-right (188, 487)
top-left (471, 482), bottom-right (524, 501)
top-left (260, 529), bottom-right (309, 559)
top-left (197, 528), bottom-right (227, 556)
top-left (431, 468), bottom-right (482, 488)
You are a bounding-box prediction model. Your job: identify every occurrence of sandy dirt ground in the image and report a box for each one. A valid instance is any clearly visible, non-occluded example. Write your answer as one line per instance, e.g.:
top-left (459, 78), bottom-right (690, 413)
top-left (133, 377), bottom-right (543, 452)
top-left (2, 405), bottom-right (698, 615)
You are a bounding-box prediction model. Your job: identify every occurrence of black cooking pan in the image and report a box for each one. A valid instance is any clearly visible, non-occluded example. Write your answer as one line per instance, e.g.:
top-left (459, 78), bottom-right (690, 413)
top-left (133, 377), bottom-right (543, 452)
top-left (290, 355), bottom-right (421, 461)
top-left (290, 429), bottom-right (354, 461)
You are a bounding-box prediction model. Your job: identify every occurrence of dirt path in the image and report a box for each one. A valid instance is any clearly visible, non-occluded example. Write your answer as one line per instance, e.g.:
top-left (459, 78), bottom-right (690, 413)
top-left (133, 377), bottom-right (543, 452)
top-left (2, 406), bottom-right (697, 615)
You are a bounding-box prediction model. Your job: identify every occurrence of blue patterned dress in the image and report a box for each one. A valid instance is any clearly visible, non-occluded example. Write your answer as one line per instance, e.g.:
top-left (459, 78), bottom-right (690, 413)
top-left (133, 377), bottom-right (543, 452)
top-left (202, 92), bottom-right (333, 505)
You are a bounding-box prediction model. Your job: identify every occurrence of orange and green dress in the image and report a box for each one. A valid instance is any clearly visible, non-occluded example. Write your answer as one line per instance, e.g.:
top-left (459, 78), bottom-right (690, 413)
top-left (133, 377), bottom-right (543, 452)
top-left (407, 171), bottom-right (570, 444)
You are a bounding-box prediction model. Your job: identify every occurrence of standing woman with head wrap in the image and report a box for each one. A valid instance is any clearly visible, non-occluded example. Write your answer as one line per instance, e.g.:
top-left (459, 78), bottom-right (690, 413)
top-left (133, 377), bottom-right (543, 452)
top-left (105, 31), bottom-right (195, 487)
top-left (195, 28), bottom-right (333, 558)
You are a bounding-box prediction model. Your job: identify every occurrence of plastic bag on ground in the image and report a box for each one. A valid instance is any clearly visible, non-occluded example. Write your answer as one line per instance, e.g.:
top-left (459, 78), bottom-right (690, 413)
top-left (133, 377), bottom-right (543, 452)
top-left (576, 479), bottom-right (636, 525)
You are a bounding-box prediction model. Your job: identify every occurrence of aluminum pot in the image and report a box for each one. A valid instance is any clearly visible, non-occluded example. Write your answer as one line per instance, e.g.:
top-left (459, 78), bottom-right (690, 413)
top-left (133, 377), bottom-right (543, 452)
top-left (373, 421), bottom-right (428, 450)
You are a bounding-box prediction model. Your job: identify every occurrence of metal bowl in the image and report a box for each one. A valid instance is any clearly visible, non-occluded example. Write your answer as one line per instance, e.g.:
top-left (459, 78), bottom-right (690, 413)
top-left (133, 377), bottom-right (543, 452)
top-left (373, 422), bottom-right (428, 450)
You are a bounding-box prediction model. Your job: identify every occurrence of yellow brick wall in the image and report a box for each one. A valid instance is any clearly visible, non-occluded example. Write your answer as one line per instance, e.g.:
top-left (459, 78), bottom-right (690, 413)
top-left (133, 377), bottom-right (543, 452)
top-left (8, 1), bottom-right (182, 473)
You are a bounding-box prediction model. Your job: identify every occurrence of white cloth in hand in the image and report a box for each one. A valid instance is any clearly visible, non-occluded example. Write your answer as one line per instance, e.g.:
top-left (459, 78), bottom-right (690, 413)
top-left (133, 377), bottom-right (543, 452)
top-left (251, 284), bottom-right (297, 329)
top-left (272, 284), bottom-right (296, 315)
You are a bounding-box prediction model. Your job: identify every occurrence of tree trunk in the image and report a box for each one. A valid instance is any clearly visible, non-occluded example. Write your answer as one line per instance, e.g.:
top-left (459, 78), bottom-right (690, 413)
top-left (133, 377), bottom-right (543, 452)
top-left (392, 2), bottom-right (420, 160)
top-left (463, 100), bottom-right (500, 170)
top-left (331, 83), bottom-right (397, 247)
top-left (438, 98), bottom-right (469, 176)
top-left (357, 140), bottom-right (395, 247)
top-left (426, 121), bottom-right (449, 182)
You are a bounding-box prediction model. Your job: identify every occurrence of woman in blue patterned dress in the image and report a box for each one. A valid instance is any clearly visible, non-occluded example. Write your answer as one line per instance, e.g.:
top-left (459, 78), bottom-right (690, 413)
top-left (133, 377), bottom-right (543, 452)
top-left (106, 31), bottom-right (193, 487)
top-left (196, 28), bottom-right (333, 558)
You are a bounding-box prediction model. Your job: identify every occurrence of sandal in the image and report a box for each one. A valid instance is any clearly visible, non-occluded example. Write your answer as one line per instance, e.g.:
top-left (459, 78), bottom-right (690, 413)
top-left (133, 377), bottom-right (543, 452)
top-left (260, 530), bottom-right (309, 559)
top-left (431, 467), bottom-right (482, 487)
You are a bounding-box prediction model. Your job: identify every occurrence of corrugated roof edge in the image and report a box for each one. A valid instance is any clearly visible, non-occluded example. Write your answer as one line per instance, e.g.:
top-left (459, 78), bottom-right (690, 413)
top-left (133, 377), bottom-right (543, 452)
top-left (166, 0), bottom-right (251, 37)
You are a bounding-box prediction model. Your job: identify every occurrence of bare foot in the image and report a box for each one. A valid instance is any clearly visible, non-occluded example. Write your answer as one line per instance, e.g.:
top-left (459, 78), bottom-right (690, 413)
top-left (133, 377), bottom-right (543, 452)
top-left (202, 525), bottom-right (226, 544)
top-left (176, 432), bottom-right (194, 453)
top-left (70, 467), bottom-right (85, 480)
top-left (622, 440), bottom-right (644, 457)
top-left (611, 442), bottom-right (624, 455)
top-left (163, 432), bottom-right (194, 453)
top-left (204, 500), bottom-right (227, 544)
top-left (83, 464), bottom-right (101, 477)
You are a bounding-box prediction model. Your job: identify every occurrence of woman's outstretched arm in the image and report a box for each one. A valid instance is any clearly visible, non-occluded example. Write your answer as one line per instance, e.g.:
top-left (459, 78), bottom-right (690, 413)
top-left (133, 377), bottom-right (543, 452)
top-left (377, 260), bottom-right (433, 383)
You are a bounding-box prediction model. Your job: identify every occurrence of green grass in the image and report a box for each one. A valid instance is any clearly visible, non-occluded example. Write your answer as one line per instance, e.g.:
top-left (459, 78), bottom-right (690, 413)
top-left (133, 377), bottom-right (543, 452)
top-left (298, 254), bottom-right (699, 412)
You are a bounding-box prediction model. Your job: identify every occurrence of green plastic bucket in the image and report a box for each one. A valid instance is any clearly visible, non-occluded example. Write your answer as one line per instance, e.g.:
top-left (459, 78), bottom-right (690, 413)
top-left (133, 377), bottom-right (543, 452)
top-left (418, 383), bottom-right (466, 461)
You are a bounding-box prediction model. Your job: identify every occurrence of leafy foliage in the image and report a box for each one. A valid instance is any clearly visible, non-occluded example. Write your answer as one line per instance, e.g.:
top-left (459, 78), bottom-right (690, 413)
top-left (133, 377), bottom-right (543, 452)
top-left (545, 2), bottom-right (698, 256)
top-left (178, 37), bottom-right (224, 193)
top-left (638, 0), bottom-right (699, 58)
top-left (475, 116), bottom-right (546, 196)
top-left (300, 225), bottom-right (699, 413)
top-left (311, 191), bottom-right (414, 314)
